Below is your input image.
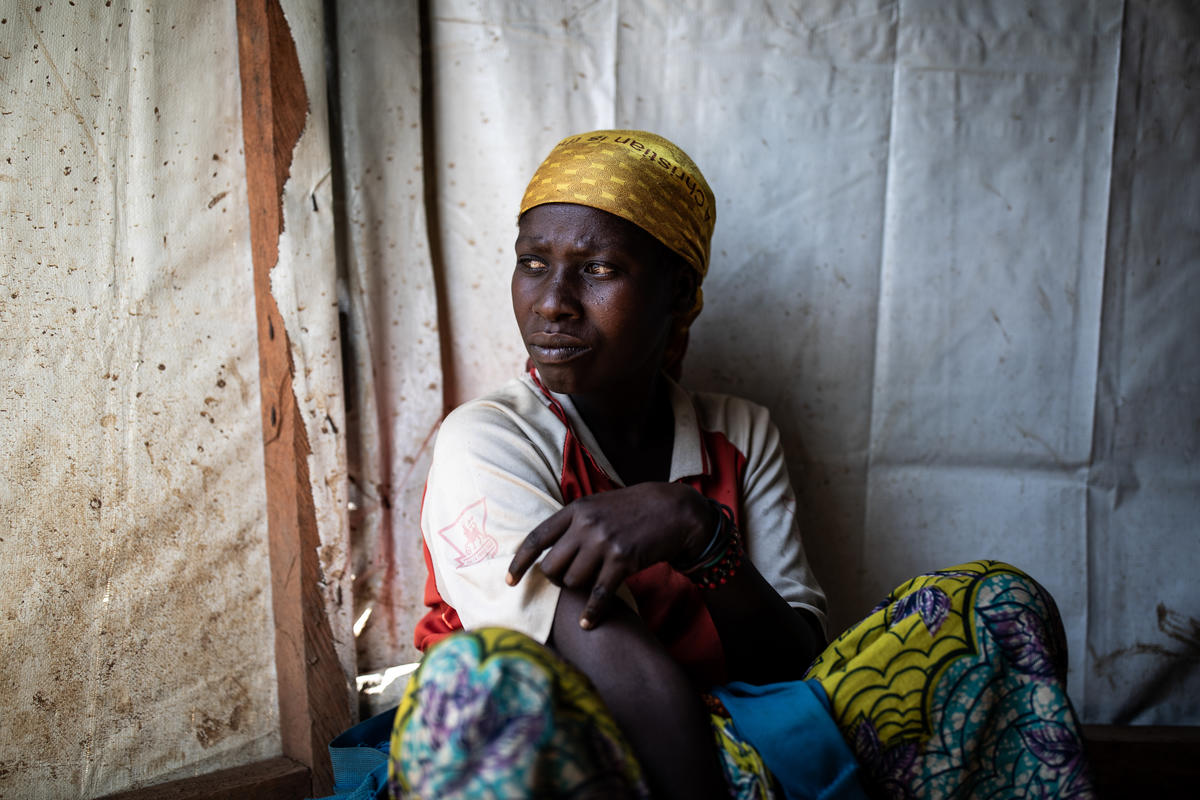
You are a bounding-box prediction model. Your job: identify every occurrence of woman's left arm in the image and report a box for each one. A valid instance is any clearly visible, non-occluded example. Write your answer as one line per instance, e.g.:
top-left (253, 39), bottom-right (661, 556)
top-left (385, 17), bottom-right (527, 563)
top-left (699, 399), bottom-right (829, 683)
top-left (695, 537), bottom-right (827, 684)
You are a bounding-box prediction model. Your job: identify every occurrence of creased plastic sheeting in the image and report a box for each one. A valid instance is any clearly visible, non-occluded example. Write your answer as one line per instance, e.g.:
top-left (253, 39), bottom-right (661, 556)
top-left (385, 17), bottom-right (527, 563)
top-left (273, 0), bottom-right (357, 706)
top-left (431, 0), bottom-right (621, 406)
top-left (361, 0), bottom-right (1198, 724)
top-left (861, 0), bottom-right (1123, 715)
top-left (0, 4), bottom-right (278, 798)
top-left (1085, 0), bottom-right (1200, 725)
top-left (332, 3), bottom-right (444, 670)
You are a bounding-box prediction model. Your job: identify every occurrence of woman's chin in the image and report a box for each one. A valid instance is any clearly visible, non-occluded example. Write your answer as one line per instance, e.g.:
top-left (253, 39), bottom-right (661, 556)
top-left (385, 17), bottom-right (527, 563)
top-left (531, 362), bottom-right (585, 395)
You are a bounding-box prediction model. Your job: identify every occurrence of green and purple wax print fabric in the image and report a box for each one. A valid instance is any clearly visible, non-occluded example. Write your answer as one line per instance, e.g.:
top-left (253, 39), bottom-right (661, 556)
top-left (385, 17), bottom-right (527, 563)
top-left (806, 560), bottom-right (1095, 798)
top-left (388, 561), bottom-right (1095, 799)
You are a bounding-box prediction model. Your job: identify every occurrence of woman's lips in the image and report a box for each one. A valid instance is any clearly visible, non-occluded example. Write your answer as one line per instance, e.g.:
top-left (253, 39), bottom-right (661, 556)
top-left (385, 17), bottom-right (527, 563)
top-left (528, 333), bottom-right (591, 364)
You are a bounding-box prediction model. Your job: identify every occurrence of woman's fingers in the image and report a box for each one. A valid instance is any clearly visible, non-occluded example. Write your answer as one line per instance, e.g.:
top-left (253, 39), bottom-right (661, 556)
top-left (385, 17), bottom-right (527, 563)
top-left (508, 485), bottom-right (703, 629)
top-left (580, 561), bottom-right (626, 630)
top-left (506, 506), bottom-right (572, 585)
top-left (538, 538), bottom-right (586, 586)
top-left (557, 543), bottom-right (603, 592)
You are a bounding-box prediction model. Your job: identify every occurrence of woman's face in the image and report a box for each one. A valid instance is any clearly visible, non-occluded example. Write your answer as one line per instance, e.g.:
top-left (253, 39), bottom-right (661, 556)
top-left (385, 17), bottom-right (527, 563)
top-left (512, 203), bottom-right (678, 397)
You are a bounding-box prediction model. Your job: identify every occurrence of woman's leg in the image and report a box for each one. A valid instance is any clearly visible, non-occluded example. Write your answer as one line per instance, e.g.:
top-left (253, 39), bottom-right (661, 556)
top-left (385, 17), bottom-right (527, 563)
top-left (805, 560), bottom-right (1095, 799)
top-left (389, 627), bottom-right (784, 799)
top-left (388, 627), bottom-right (650, 799)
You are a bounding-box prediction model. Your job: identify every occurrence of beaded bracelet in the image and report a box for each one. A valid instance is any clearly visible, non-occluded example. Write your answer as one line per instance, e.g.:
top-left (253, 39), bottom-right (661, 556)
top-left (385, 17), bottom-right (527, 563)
top-left (673, 500), bottom-right (731, 572)
top-left (675, 500), bottom-right (745, 590)
top-left (691, 524), bottom-right (743, 590)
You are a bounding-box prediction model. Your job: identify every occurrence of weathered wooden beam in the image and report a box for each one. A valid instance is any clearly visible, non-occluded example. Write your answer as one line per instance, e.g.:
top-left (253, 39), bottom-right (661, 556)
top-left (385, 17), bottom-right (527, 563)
top-left (99, 757), bottom-right (309, 800)
top-left (1084, 724), bottom-right (1200, 797)
top-left (234, 0), bottom-right (351, 794)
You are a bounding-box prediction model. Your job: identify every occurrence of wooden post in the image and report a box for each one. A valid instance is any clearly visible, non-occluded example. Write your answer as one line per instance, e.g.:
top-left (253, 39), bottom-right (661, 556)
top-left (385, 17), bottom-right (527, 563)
top-left (235, 0), bottom-right (350, 794)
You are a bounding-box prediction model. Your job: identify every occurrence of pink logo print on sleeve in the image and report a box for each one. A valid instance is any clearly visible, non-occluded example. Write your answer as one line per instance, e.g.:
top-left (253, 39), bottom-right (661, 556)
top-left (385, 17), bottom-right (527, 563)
top-left (437, 498), bottom-right (499, 568)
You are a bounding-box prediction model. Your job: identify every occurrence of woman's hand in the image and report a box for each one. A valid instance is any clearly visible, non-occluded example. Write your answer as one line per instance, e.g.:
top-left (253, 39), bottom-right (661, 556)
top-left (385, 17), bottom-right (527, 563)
top-left (506, 482), bottom-right (716, 629)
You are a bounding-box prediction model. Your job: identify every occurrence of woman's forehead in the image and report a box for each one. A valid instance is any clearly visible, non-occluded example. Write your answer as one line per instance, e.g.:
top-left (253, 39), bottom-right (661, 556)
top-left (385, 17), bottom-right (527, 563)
top-left (516, 203), bottom-right (661, 255)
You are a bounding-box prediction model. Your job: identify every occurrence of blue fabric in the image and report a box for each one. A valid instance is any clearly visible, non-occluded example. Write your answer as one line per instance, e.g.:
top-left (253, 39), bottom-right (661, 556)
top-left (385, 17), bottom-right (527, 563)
top-left (713, 680), bottom-right (868, 800)
top-left (311, 707), bottom-right (395, 800)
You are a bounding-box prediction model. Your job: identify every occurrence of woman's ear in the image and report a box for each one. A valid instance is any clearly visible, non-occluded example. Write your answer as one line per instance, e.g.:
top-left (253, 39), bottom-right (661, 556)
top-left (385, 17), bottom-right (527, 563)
top-left (670, 262), bottom-right (699, 317)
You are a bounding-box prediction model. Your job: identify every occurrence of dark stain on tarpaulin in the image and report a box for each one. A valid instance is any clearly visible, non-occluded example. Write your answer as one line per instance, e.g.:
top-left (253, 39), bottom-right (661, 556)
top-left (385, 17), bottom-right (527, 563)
top-left (1091, 604), bottom-right (1200, 671)
top-left (360, 419), bottom-right (442, 669)
top-left (193, 677), bottom-right (251, 748)
top-left (1089, 603), bottom-right (1200, 723)
top-left (1156, 603), bottom-right (1200, 650)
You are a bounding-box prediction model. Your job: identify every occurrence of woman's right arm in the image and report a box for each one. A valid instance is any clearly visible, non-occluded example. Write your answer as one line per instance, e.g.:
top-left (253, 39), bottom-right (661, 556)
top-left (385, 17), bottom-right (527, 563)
top-left (549, 586), bottom-right (729, 800)
top-left (511, 480), bottom-right (825, 684)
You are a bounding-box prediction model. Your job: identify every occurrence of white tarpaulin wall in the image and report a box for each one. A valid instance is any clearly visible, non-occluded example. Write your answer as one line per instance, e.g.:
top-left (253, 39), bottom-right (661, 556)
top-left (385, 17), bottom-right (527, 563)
top-left (343, 0), bottom-right (1199, 726)
top-left (1, 1), bottom-right (355, 797)
top-left (1, 2), bottom-right (1196, 796)
top-left (0, 3), bottom-right (283, 797)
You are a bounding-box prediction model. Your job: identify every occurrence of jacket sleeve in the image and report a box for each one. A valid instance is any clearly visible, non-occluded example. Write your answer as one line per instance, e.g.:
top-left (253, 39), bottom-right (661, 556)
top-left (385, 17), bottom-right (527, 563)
top-left (420, 396), bottom-right (566, 645)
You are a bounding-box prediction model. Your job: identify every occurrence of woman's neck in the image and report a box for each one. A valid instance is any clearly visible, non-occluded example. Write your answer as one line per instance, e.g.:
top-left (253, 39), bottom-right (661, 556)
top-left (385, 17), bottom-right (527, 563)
top-left (572, 373), bottom-right (675, 486)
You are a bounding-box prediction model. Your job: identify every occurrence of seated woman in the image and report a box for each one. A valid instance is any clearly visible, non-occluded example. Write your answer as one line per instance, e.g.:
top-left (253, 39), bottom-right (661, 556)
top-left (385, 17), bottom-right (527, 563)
top-left (390, 131), bottom-right (1094, 799)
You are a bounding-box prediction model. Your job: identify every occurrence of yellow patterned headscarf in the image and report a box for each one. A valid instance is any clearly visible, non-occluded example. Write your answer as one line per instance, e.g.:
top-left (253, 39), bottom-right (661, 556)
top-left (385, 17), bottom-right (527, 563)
top-left (519, 130), bottom-right (716, 375)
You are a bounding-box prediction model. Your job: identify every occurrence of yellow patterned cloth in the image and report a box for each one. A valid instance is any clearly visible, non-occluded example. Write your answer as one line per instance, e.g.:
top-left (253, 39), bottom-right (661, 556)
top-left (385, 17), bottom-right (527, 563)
top-left (805, 561), bottom-right (1095, 797)
top-left (805, 565), bottom-right (991, 744)
top-left (520, 130), bottom-right (716, 278)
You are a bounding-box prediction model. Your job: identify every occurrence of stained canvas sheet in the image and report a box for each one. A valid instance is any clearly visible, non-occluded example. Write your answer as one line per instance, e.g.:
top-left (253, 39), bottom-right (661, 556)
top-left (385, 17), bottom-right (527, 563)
top-left (332, 1), bottom-right (446, 673)
top-left (0, 3), bottom-right (280, 797)
top-left (1082, 0), bottom-right (1200, 724)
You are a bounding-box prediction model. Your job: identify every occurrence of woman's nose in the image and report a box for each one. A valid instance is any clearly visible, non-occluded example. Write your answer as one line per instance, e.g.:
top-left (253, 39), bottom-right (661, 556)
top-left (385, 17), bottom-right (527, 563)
top-left (535, 271), bottom-right (582, 320)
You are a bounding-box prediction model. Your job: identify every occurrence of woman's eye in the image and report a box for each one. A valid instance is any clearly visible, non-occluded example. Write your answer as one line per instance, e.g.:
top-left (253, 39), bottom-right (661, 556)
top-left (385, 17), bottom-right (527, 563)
top-left (584, 263), bottom-right (616, 277)
top-left (518, 257), bottom-right (547, 272)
